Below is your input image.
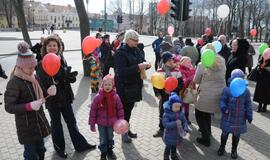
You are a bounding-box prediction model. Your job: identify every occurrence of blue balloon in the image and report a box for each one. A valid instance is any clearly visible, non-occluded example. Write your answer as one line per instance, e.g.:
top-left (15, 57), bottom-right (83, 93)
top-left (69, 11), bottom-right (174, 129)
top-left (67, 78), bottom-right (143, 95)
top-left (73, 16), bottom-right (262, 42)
top-left (213, 41), bottom-right (222, 53)
top-left (229, 78), bottom-right (247, 97)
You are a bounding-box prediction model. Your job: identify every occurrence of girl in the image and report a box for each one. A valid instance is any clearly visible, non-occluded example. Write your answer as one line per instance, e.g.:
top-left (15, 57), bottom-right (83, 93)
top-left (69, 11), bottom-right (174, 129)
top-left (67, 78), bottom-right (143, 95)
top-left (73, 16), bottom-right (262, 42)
top-left (4, 42), bottom-right (52, 160)
top-left (163, 92), bottom-right (188, 160)
top-left (89, 74), bottom-right (124, 160)
top-left (36, 36), bottom-right (95, 158)
top-left (218, 69), bottom-right (253, 159)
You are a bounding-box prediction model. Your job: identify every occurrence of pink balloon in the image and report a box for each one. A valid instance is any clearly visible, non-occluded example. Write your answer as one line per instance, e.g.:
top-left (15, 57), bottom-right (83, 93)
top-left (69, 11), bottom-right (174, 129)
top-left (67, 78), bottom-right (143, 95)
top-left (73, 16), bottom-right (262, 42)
top-left (113, 119), bottom-right (129, 134)
top-left (263, 48), bottom-right (270, 60)
top-left (167, 26), bottom-right (174, 36)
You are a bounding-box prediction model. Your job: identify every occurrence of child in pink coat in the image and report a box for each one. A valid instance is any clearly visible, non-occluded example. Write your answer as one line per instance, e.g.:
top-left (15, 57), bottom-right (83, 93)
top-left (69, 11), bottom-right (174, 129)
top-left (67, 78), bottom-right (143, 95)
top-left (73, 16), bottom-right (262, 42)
top-left (89, 74), bottom-right (124, 160)
top-left (177, 56), bottom-right (196, 124)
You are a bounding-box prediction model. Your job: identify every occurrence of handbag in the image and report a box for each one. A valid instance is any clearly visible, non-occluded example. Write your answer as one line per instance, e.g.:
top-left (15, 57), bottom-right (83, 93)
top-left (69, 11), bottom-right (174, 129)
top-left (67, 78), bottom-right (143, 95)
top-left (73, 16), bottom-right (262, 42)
top-left (182, 87), bottom-right (197, 104)
top-left (247, 65), bottom-right (260, 82)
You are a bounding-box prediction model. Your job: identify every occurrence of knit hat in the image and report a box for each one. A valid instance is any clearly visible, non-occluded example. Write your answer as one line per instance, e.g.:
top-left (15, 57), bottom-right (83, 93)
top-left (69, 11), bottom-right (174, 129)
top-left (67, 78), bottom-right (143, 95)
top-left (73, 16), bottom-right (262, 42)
top-left (125, 29), bottom-right (139, 41)
top-left (185, 38), bottom-right (194, 46)
top-left (162, 51), bottom-right (173, 64)
top-left (102, 74), bottom-right (115, 87)
top-left (169, 92), bottom-right (182, 106)
top-left (231, 69), bottom-right (245, 79)
top-left (180, 56), bottom-right (192, 68)
top-left (16, 42), bottom-right (37, 68)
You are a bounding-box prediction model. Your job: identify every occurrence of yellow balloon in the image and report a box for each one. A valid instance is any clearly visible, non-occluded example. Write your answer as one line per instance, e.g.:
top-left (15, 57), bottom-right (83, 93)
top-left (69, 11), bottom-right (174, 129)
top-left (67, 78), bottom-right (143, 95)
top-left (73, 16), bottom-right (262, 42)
top-left (151, 73), bottom-right (165, 89)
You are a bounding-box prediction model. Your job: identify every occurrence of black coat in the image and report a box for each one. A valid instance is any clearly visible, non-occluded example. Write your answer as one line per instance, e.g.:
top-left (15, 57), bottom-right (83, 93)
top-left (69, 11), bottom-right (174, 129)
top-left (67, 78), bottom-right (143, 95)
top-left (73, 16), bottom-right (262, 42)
top-left (254, 59), bottom-right (270, 104)
top-left (4, 76), bottom-right (50, 144)
top-left (36, 55), bottom-right (75, 108)
top-left (31, 43), bottom-right (43, 62)
top-left (100, 42), bottom-right (113, 68)
top-left (113, 44), bottom-right (144, 103)
top-left (218, 44), bottom-right (231, 63)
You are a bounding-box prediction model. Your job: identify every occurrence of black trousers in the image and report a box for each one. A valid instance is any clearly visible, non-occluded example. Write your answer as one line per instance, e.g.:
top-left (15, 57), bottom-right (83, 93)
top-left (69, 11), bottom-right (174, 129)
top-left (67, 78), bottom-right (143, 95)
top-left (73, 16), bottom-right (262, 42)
top-left (195, 109), bottom-right (211, 142)
top-left (155, 53), bottom-right (161, 71)
top-left (122, 101), bottom-right (135, 123)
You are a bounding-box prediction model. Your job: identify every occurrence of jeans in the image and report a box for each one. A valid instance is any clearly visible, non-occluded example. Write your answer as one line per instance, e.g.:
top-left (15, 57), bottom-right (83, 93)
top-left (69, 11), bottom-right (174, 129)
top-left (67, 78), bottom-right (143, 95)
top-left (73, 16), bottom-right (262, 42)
top-left (24, 139), bottom-right (46, 160)
top-left (48, 104), bottom-right (89, 152)
top-left (98, 125), bottom-right (114, 153)
top-left (164, 145), bottom-right (176, 155)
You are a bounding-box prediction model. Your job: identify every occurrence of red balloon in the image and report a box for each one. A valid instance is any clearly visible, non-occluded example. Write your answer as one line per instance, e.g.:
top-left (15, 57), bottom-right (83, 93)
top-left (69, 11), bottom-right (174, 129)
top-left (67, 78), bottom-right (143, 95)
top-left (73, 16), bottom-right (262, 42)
top-left (205, 28), bottom-right (212, 36)
top-left (82, 36), bottom-right (97, 56)
top-left (42, 53), bottom-right (61, 77)
top-left (164, 77), bottom-right (178, 92)
top-left (157, 0), bottom-right (170, 15)
top-left (113, 119), bottom-right (129, 134)
top-left (250, 29), bottom-right (257, 37)
top-left (197, 38), bottom-right (204, 46)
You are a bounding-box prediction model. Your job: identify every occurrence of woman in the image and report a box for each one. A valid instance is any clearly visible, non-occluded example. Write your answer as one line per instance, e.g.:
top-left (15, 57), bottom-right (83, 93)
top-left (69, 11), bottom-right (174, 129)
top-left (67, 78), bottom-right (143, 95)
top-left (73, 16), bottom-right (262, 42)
top-left (226, 39), bottom-right (249, 84)
top-left (4, 42), bottom-right (51, 160)
top-left (193, 43), bottom-right (226, 147)
top-left (36, 36), bottom-right (96, 158)
top-left (254, 54), bottom-right (270, 112)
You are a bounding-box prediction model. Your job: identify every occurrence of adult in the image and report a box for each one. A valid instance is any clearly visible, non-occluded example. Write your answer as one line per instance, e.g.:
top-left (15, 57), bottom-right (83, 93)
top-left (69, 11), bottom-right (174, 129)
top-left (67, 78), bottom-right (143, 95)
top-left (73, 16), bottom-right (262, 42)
top-left (180, 38), bottom-right (199, 66)
top-left (225, 39), bottom-right (249, 84)
top-left (178, 36), bottom-right (185, 49)
top-left (218, 35), bottom-right (231, 63)
top-left (114, 29), bottom-right (151, 143)
top-left (246, 39), bottom-right (256, 74)
top-left (36, 36), bottom-right (96, 158)
top-left (193, 43), bottom-right (226, 147)
top-left (152, 32), bottom-right (163, 70)
top-left (171, 39), bottom-right (182, 55)
top-left (253, 56), bottom-right (270, 112)
top-left (100, 34), bottom-right (113, 77)
top-left (31, 37), bottom-right (45, 62)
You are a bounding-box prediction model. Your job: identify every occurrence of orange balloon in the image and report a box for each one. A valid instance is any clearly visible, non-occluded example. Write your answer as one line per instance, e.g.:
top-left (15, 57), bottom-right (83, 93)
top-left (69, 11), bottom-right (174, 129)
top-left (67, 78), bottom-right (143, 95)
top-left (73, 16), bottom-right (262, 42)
top-left (96, 38), bottom-right (102, 48)
top-left (164, 77), bottom-right (178, 92)
top-left (42, 53), bottom-right (61, 77)
top-left (157, 0), bottom-right (170, 15)
top-left (250, 29), bottom-right (257, 37)
top-left (82, 36), bottom-right (97, 56)
top-left (205, 28), bottom-right (212, 36)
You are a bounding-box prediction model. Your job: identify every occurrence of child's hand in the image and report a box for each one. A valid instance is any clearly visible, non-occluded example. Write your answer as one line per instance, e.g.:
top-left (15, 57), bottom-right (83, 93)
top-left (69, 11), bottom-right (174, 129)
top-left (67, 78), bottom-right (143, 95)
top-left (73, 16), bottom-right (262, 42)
top-left (176, 120), bottom-right (181, 128)
top-left (90, 125), bottom-right (96, 132)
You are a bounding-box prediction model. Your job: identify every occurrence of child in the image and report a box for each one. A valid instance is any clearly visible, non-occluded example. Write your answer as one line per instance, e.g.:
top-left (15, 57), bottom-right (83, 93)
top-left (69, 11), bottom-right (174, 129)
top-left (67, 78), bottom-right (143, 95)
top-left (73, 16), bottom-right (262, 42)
top-left (153, 52), bottom-right (184, 138)
top-left (4, 42), bottom-right (53, 160)
top-left (178, 56), bottom-right (196, 124)
top-left (218, 69), bottom-right (253, 159)
top-left (163, 92), bottom-right (189, 160)
top-left (89, 74), bottom-right (124, 160)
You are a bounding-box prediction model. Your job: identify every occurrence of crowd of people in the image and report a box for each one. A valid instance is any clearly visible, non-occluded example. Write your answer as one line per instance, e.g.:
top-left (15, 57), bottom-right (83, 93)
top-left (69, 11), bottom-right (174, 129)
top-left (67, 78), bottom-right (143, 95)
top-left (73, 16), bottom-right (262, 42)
top-left (1, 28), bottom-right (270, 160)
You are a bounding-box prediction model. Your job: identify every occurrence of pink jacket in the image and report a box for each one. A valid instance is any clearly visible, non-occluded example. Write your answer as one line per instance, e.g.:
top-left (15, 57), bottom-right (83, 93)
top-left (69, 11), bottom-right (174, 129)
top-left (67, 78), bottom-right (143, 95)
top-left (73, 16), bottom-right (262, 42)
top-left (88, 90), bottom-right (124, 127)
top-left (179, 65), bottom-right (195, 88)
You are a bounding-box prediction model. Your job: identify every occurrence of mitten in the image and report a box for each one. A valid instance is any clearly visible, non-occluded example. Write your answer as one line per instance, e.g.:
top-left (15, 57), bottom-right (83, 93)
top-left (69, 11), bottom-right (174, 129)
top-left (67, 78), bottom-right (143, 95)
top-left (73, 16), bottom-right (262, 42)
top-left (221, 106), bottom-right (228, 114)
top-left (47, 85), bottom-right (57, 96)
top-left (90, 125), bottom-right (96, 132)
top-left (26, 99), bottom-right (45, 111)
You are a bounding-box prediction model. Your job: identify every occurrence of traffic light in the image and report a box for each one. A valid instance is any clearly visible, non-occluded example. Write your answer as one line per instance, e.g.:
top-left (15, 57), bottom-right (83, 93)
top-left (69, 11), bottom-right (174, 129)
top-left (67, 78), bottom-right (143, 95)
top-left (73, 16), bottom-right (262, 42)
top-left (182, 0), bottom-right (192, 21)
top-left (117, 15), bottom-right (123, 24)
top-left (170, 0), bottom-right (182, 21)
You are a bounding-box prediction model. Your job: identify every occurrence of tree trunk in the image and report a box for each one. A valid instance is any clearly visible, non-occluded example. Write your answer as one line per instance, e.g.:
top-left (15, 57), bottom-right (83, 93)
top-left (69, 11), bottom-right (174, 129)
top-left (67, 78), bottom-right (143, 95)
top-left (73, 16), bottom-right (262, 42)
top-left (12, 0), bottom-right (32, 46)
top-left (2, 0), bottom-right (12, 27)
top-left (74, 0), bottom-right (90, 76)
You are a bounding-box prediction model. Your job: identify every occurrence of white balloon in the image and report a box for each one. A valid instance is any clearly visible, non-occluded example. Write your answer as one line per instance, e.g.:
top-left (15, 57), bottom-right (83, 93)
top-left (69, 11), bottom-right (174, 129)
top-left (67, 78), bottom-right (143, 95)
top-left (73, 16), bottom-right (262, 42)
top-left (217, 4), bottom-right (230, 19)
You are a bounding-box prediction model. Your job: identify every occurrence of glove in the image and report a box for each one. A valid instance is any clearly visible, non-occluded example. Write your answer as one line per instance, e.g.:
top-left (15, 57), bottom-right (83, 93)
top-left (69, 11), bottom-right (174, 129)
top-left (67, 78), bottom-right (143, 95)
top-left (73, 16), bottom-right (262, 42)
top-left (30, 99), bottom-right (45, 111)
top-left (90, 125), bottom-right (96, 132)
top-left (248, 118), bottom-right (253, 124)
top-left (47, 85), bottom-right (57, 96)
top-left (138, 62), bottom-right (149, 70)
top-left (221, 106), bottom-right (228, 114)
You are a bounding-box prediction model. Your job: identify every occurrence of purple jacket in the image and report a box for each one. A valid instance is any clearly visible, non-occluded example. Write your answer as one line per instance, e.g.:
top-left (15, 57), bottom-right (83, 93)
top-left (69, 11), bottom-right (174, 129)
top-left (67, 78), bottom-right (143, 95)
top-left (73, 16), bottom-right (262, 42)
top-left (89, 90), bottom-right (124, 127)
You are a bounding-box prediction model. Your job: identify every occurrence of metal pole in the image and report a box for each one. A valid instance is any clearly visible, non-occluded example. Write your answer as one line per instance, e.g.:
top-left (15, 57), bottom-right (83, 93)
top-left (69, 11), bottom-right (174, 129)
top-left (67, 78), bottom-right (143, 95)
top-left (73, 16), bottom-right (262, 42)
top-left (104, 0), bottom-right (107, 33)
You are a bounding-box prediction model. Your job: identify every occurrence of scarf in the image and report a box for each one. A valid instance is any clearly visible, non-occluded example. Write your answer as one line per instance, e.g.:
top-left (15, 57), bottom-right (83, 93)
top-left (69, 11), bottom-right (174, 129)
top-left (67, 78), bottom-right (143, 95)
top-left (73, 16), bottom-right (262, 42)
top-left (98, 89), bottom-right (116, 118)
top-left (13, 67), bottom-right (44, 100)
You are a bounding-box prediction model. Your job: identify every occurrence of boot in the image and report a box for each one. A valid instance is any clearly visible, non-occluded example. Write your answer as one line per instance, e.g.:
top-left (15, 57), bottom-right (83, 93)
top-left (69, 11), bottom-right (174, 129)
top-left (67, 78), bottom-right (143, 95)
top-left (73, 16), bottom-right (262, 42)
top-left (196, 137), bottom-right (210, 147)
top-left (171, 153), bottom-right (180, 160)
top-left (107, 146), bottom-right (117, 160)
top-left (100, 152), bottom-right (107, 160)
top-left (217, 134), bottom-right (228, 156)
top-left (231, 135), bottom-right (240, 159)
top-left (153, 129), bottom-right (163, 138)
top-left (257, 103), bottom-right (262, 112)
top-left (121, 133), bottom-right (132, 143)
top-left (163, 154), bottom-right (169, 160)
top-left (128, 130), bottom-right (137, 138)
top-left (262, 104), bottom-right (267, 112)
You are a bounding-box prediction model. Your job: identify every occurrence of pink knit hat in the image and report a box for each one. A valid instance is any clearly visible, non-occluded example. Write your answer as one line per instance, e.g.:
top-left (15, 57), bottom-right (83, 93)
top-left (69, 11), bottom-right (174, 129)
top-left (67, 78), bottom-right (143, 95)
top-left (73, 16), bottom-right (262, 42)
top-left (16, 42), bottom-right (37, 68)
top-left (102, 74), bottom-right (115, 87)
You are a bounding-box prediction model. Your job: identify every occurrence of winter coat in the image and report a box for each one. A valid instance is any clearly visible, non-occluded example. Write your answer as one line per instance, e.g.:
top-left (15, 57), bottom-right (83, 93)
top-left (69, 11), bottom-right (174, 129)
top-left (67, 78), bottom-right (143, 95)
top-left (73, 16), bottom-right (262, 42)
top-left (193, 55), bottom-right (226, 113)
top-left (31, 43), bottom-right (43, 62)
top-left (89, 90), bottom-right (124, 127)
top-left (219, 87), bottom-right (253, 135)
top-left (152, 37), bottom-right (163, 54)
top-left (162, 101), bottom-right (188, 146)
top-left (4, 76), bottom-right (50, 144)
top-left (180, 46), bottom-right (199, 66)
top-left (254, 59), bottom-right (270, 104)
top-left (246, 45), bottom-right (256, 68)
top-left (113, 44), bottom-right (144, 103)
top-left (100, 42), bottom-right (113, 68)
top-left (218, 44), bottom-right (231, 63)
top-left (36, 54), bottom-right (75, 109)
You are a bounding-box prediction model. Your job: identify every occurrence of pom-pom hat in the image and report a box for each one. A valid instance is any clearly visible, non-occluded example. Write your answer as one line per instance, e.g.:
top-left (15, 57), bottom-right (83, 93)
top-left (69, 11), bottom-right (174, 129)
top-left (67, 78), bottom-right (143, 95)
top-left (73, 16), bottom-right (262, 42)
top-left (16, 42), bottom-right (37, 68)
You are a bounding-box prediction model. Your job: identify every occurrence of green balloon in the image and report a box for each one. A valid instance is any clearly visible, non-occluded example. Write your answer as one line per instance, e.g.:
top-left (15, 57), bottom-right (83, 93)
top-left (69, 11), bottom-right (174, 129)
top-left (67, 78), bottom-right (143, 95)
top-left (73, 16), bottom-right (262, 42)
top-left (259, 43), bottom-right (268, 55)
top-left (201, 49), bottom-right (216, 68)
